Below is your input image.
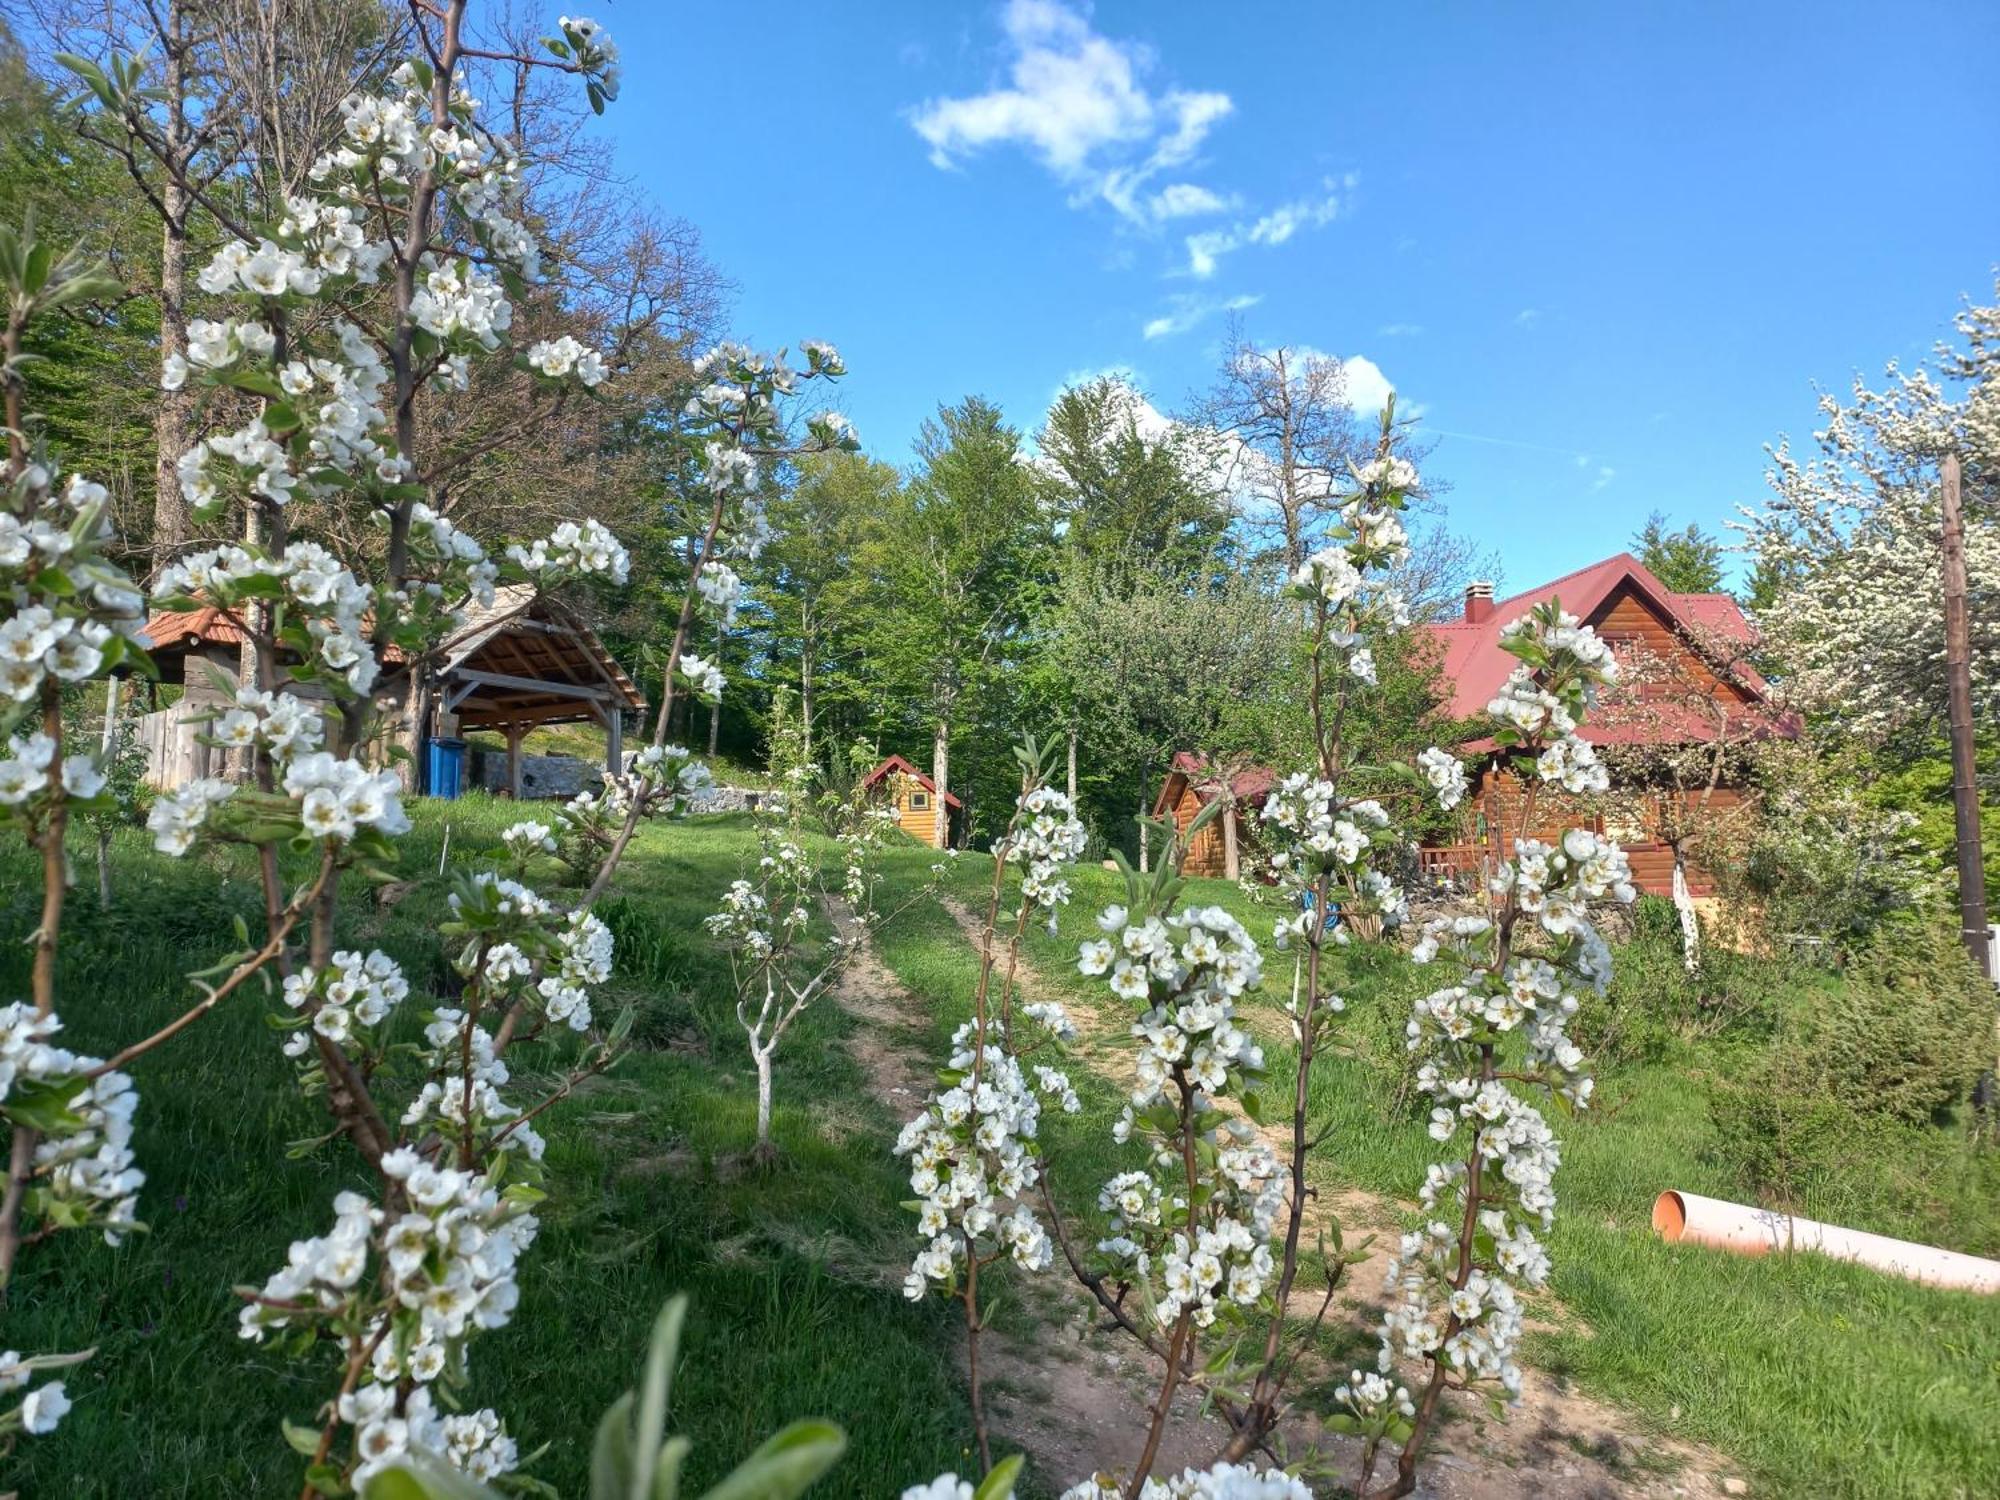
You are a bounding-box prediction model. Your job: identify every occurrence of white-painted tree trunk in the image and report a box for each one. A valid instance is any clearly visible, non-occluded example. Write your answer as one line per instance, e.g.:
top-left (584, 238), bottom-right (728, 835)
top-left (753, 1043), bottom-right (774, 1151)
top-left (1672, 859), bottom-right (1701, 974)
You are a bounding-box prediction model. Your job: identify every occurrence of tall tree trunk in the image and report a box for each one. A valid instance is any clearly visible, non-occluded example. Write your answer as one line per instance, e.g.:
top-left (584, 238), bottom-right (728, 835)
top-left (1066, 726), bottom-right (1077, 803)
top-left (152, 6), bottom-right (193, 560)
top-left (932, 715), bottom-right (950, 849)
top-left (1670, 854), bottom-right (1700, 975)
top-left (96, 677), bottom-right (122, 908)
top-left (1137, 788), bottom-right (1150, 874)
top-left (1222, 800), bottom-right (1241, 881)
top-left (799, 639), bottom-right (816, 763)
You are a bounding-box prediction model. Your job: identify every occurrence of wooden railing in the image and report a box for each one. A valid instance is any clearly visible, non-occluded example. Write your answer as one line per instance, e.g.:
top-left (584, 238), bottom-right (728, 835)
top-left (1415, 842), bottom-right (1487, 884)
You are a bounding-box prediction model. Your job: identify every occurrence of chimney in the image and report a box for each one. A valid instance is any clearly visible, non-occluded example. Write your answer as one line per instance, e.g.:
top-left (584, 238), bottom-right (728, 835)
top-left (1464, 580), bottom-right (1495, 624)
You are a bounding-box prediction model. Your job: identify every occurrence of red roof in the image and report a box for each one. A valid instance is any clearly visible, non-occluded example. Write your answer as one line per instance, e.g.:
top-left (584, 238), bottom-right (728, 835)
top-left (862, 753), bottom-right (963, 809)
top-left (141, 605), bottom-right (250, 651)
top-left (1421, 553), bottom-right (1772, 733)
top-left (1161, 751), bottom-right (1280, 808)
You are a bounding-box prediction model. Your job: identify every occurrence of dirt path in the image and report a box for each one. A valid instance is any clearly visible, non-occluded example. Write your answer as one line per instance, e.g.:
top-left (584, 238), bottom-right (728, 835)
top-left (928, 896), bottom-right (1746, 1500)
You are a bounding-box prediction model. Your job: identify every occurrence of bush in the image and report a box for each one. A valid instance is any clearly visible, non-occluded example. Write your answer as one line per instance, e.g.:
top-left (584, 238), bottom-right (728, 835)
top-left (1707, 921), bottom-right (1997, 1242)
top-left (1801, 923), bottom-right (1993, 1127)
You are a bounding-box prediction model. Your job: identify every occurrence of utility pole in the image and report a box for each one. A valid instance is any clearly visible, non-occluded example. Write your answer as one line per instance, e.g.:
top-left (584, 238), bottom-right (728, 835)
top-left (1940, 452), bottom-right (1993, 980)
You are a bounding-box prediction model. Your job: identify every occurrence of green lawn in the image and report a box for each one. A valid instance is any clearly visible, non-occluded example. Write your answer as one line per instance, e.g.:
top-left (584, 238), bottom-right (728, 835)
top-left (8, 813), bottom-right (1997, 1498)
top-left (2, 802), bottom-right (971, 1497)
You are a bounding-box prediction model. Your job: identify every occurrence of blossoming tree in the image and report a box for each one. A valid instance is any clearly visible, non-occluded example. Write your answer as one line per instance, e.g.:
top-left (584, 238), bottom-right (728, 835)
top-left (5, 6), bottom-right (854, 1490)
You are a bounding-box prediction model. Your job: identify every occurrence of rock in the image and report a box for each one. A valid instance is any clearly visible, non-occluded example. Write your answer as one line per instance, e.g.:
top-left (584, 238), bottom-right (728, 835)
top-left (686, 784), bottom-right (771, 814)
top-left (1723, 1480), bottom-right (1749, 1496)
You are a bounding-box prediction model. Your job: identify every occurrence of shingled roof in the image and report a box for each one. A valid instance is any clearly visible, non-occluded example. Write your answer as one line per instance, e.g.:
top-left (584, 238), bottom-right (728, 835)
top-left (1420, 552), bottom-right (1771, 727)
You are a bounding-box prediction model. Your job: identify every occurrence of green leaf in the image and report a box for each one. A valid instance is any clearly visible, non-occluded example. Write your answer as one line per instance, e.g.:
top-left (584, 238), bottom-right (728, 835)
top-left (282, 1418), bottom-right (325, 1458)
top-left (694, 1421), bottom-right (846, 1500)
top-left (4, 1074), bottom-right (88, 1133)
top-left (973, 1455), bottom-right (1024, 1500)
top-left (591, 1391), bottom-right (637, 1500)
top-left (362, 1451), bottom-right (502, 1499)
top-left (631, 1296), bottom-right (687, 1499)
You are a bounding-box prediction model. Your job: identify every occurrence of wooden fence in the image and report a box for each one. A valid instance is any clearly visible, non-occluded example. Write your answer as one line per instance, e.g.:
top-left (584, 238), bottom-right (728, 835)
top-left (133, 705), bottom-right (214, 791)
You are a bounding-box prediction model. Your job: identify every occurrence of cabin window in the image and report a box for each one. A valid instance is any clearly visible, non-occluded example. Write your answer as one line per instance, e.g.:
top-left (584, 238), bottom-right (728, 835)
top-left (909, 789), bottom-right (930, 811)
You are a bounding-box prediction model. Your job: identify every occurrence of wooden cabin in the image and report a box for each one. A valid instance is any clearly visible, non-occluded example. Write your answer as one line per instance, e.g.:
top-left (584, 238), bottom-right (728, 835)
top-left (1417, 553), bottom-right (1788, 897)
top-left (860, 753), bottom-right (961, 848)
top-left (136, 585), bottom-right (645, 798)
top-left (1151, 752), bottom-right (1279, 879)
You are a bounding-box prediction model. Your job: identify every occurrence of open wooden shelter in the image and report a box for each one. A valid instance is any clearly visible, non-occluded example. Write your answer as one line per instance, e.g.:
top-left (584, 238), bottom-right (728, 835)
top-left (136, 585), bottom-right (645, 798)
top-left (421, 585), bottom-right (646, 796)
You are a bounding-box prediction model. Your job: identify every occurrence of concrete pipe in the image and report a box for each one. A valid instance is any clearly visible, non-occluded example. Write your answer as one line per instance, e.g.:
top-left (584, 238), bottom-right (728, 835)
top-left (1651, 1189), bottom-right (2000, 1295)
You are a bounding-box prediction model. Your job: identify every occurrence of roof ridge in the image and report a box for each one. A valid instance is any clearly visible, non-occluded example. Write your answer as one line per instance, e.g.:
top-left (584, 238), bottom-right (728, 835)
top-left (1494, 550), bottom-right (1635, 609)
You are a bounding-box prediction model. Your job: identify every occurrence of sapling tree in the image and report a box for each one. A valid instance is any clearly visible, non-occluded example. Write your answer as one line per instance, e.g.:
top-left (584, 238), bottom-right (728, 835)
top-left (705, 691), bottom-right (936, 1155)
top-left (895, 737), bottom-right (1087, 1473)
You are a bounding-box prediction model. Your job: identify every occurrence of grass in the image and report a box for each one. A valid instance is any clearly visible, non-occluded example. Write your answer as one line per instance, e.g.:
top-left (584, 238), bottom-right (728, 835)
top-left (2, 799), bottom-right (972, 1497)
top-left (9, 812), bottom-right (1999, 1498)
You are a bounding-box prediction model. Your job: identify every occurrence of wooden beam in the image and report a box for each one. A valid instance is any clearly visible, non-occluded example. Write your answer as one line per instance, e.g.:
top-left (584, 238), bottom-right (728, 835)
top-left (448, 668), bottom-right (607, 700)
top-left (505, 725), bottom-right (525, 800)
top-left (457, 700), bottom-right (600, 729)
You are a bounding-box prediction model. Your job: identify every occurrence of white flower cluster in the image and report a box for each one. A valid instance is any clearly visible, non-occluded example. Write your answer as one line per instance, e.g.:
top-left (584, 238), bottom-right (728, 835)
top-left (540, 910), bottom-right (614, 1032)
top-left (0, 1003), bottom-right (143, 1246)
top-left (0, 604), bottom-right (115, 705)
top-left (146, 776), bottom-right (237, 855)
top-left (0, 729), bottom-right (103, 807)
top-left (207, 687), bottom-right (327, 766)
top-left (1355, 455), bottom-right (1420, 493)
top-left (557, 15), bottom-right (622, 95)
top-left (505, 517), bottom-right (630, 585)
top-left (1535, 733), bottom-right (1608, 795)
top-left (284, 751), bottom-right (411, 843)
top-left (152, 538), bottom-right (378, 695)
top-left (1078, 905), bottom-right (1265, 1106)
top-left (1416, 745), bottom-right (1469, 812)
top-left (159, 317), bottom-right (276, 390)
top-left (500, 820), bottom-right (556, 859)
top-left (997, 784), bottom-right (1088, 911)
top-left (678, 650), bottom-right (726, 702)
top-left (279, 949), bottom-right (411, 1055)
top-left (894, 1011), bottom-right (1078, 1301)
top-left (525, 334), bottom-right (607, 387)
top-left (1057, 1460), bottom-right (1313, 1499)
top-left (402, 1008), bottom-right (538, 1160)
top-left (238, 1152), bottom-right (534, 1487)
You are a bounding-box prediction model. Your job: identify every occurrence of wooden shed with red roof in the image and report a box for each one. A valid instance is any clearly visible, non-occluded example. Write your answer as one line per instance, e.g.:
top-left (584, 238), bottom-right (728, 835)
top-left (861, 753), bottom-right (961, 848)
top-left (1418, 553), bottom-right (1787, 897)
top-left (1152, 752), bottom-right (1280, 879)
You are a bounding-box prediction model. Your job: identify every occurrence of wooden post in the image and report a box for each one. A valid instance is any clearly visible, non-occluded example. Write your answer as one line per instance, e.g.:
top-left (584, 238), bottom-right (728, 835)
top-left (606, 708), bottom-right (623, 777)
top-left (1940, 453), bottom-right (1992, 980)
top-left (505, 724), bottom-right (525, 800)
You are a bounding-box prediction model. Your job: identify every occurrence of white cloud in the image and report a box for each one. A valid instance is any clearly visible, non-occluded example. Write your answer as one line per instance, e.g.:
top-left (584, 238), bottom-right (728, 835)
top-left (1182, 184), bottom-right (1345, 278)
top-left (1338, 354), bottom-right (1395, 417)
top-left (1514, 307), bottom-right (1542, 328)
top-left (909, 1), bottom-right (1233, 224)
top-left (1592, 465), bottom-right (1616, 491)
top-left (1377, 322), bottom-right (1423, 338)
top-left (1149, 182), bottom-right (1232, 219)
top-left (1141, 291), bottom-right (1260, 341)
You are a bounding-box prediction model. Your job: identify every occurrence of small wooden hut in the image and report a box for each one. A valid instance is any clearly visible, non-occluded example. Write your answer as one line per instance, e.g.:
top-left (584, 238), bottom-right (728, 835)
top-left (1151, 752), bottom-right (1278, 879)
top-left (860, 753), bottom-right (960, 848)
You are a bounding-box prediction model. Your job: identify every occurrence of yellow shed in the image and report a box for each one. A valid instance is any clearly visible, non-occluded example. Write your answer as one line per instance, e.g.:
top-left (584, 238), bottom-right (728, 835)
top-left (860, 753), bottom-right (961, 849)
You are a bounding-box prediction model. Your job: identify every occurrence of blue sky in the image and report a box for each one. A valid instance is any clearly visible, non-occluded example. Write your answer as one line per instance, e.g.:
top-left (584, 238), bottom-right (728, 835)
top-left (597, 0), bottom-right (1999, 589)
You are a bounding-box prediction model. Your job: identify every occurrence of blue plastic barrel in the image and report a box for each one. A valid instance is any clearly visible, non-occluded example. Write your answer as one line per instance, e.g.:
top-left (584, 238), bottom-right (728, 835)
top-left (426, 737), bottom-right (468, 799)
